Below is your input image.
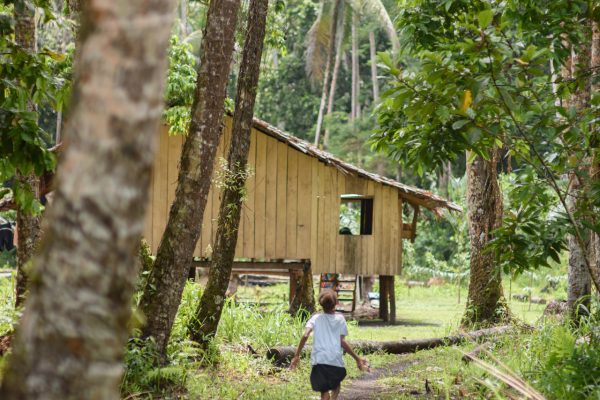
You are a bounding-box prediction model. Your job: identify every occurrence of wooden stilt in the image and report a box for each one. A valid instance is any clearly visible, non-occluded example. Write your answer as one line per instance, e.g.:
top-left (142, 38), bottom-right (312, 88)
top-left (389, 275), bottom-right (396, 323)
top-left (379, 275), bottom-right (389, 321)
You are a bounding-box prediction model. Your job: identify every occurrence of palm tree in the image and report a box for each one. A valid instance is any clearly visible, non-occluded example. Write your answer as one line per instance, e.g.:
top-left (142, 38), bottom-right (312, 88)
top-left (309, 0), bottom-right (399, 147)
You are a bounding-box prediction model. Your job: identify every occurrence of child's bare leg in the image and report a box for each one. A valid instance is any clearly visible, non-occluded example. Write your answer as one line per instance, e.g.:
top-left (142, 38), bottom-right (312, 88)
top-left (331, 385), bottom-right (341, 400)
top-left (320, 391), bottom-right (331, 400)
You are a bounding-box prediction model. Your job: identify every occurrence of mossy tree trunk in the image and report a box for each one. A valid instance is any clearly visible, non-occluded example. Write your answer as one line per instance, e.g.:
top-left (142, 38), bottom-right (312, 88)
top-left (289, 266), bottom-right (316, 317)
top-left (189, 0), bottom-right (269, 345)
top-left (137, 0), bottom-right (241, 360)
top-left (0, 0), bottom-right (176, 397)
top-left (14, 0), bottom-right (41, 308)
top-left (462, 151), bottom-right (509, 326)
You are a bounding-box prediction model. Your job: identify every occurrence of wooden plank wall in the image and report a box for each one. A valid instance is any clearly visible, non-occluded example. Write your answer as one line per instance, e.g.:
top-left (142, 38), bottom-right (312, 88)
top-left (144, 117), bottom-right (404, 275)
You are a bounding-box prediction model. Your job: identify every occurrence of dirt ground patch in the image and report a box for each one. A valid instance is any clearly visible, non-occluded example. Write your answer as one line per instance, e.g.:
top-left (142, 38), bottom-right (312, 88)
top-left (340, 356), bottom-right (417, 400)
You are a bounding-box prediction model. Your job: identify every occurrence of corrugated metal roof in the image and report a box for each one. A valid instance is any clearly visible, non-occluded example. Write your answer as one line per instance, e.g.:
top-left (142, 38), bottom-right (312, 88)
top-left (251, 117), bottom-right (462, 215)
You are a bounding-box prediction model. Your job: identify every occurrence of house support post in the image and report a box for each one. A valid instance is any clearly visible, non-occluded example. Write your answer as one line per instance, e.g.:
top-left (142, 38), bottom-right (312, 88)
top-left (379, 275), bottom-right (396, 323)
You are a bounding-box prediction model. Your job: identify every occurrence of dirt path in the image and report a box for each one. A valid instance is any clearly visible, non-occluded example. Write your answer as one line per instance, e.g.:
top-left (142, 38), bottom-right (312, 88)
top-left (340, 356), bottom-right (417, 400)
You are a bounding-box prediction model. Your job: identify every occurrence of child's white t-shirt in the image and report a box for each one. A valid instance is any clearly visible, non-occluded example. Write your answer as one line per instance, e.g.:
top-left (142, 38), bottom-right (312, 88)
top-left (305, 312), bottom-right (348, 367)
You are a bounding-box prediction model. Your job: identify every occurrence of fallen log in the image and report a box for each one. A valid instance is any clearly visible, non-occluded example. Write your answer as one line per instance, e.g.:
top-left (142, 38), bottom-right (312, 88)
top-left (267, 325), bottom-right (513, 366)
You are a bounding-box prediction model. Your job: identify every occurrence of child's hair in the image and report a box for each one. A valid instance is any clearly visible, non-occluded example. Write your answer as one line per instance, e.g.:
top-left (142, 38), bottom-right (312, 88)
top-left (318, 289), bottom-right (337, 313)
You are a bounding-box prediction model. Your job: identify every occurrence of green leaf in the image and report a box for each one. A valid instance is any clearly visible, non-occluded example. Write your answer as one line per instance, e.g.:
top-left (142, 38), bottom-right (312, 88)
top-left (478, 10), bottom-right (493, 28)
top-left (452, 119), bottom-right (470, 130)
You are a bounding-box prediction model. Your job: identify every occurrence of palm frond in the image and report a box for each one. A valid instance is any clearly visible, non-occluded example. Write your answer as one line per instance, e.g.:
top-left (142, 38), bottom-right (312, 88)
top-left (359, 0), bottom-right (400, 53)
top-left (305, 1), bottom-right (332, 84)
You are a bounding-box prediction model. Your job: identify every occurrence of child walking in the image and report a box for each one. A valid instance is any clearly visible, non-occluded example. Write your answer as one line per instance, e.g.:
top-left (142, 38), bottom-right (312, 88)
top-left (290, 289), bottom-right (368, 400)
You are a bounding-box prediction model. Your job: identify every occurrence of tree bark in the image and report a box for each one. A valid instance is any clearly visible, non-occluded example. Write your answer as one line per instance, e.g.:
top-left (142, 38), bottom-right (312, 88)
top-left (379, 275), bottom-right (389, 321)
top-left (14, 0), bottom-right (41, 309)
top-left (369, 31), bottom-right (379, 104)
top-left (289, 265), bottom-right (316, 316)
top-left (360, 275), bottom-right (374, 303)
top-left (314, 0), bottom-right (342, 147)
top-left (188, 0), bottom-right (268, 346)
top-left (138, 0), bottom-right (241, 360)
top-left (462, 151), bottom-right (509, 326)
top-left (588, 21), bottom-right (600, 295)
top-left (0, 0), bottom-right (176, 397)
top-left (566, 22), bottom-right (594, 318)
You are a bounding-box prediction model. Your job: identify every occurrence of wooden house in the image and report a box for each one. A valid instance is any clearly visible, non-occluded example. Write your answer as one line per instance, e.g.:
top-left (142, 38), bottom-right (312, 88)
top-left (142, 116), bottom-right (460, 279)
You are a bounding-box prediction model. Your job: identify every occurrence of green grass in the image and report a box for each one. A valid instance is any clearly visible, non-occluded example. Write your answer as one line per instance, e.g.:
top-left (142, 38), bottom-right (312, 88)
top-left (0, 272), bottom-right (17, 336)
top-left (3, 272), bottom-right (589, 399)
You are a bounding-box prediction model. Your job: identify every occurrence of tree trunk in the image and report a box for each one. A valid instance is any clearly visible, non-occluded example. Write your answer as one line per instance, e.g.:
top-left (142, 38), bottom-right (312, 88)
top-left (0, 1), bottom-right (176, 397)
top-left (351, 10), bottom-right (359, 121)
top-left (360, 275), bottom-right (374, 303)
top-left (369, 31), bottom-right (379, 104)
top-left (568, 179), bottom-right (592, 319)
top-left (14, 174), bottom-right (41, 308)
top-left (14, 0), bottom-right (41, 309)
top-left (138, 0), bottom-right (241, 359)
top-left (588, 21), bottom-right (600, 294)
top-left (189, 0), bottom-right (268, 346)
top-left (567, 23), bottom-right (595, 319)
top-left (389, 276), bottom-right (396, 323)
top-left (379, 275), bottom-right (389, 321)
top-left (323, 21), bottom-right (344, 149)
top-left (314, 0), bottom-right (342, 147)
top-left (289, 265), bottom-right (316, 316)
top-left (438, 161), bottom-right (452, 198)
top-left (462, 151), bottom-right (509, 326)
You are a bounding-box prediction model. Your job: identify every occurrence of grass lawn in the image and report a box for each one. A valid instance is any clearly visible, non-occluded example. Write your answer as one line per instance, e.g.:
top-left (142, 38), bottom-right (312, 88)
top-left (1, 275), bottom-right (559, 399)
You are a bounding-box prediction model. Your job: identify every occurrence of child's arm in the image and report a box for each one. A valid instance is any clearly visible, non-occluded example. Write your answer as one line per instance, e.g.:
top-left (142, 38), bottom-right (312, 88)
top-left (341, 337), bottom-right (369, 371)
top-left (289, 328), bottom-right (312, 370)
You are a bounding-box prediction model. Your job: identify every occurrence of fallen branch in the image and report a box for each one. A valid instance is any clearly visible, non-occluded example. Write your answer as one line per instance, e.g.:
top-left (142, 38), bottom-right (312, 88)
top-left (462, 341), bottom-right (491, 363)
top-left (267, 325), bottom-right (513, 365)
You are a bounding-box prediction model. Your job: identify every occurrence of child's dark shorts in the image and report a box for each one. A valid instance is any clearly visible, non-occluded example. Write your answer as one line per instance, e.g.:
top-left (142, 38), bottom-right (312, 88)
top-left (310, 364), bottom-right (347, 392)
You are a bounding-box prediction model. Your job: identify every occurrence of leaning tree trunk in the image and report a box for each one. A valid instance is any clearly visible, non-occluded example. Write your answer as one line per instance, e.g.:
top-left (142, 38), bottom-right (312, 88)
top-left (314, 0), bottom-right (342, 147)
top-left (14, 0), bottom-right (41, 308)
top-left (462, 151), bottom-right (509, 326)
top-left (0, 1), bottom-right (176, 398)
top-left (138, 0), bottom-right (241, 360)
top-left (190, 0), bottom-right (269, 345)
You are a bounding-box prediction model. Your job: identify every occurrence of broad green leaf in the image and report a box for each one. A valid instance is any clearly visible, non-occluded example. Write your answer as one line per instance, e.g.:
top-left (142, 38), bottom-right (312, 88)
top-left (477, 9), bottom-right (493, 28)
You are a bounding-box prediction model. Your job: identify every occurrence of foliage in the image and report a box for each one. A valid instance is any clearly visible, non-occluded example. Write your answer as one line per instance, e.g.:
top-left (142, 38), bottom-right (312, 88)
top-left (373, 0), bottom-right (600, 275)
top-left (0, 273), bottom-right (18, 335)
top-left (0, 1), bottom-right (70, 212)
top-left (163, 35), bottom-right (197, 135)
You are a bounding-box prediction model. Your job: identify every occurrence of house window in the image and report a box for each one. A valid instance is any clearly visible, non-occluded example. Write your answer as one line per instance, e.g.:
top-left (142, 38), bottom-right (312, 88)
top-left (339, 195), bottom-right (373, 235)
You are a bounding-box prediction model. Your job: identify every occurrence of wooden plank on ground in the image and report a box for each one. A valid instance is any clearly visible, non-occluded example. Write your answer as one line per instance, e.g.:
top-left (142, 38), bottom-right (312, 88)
top-left (275, 141), bottom-right (288, 258)
top-left (286, 148), bottom-right (298, 259)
